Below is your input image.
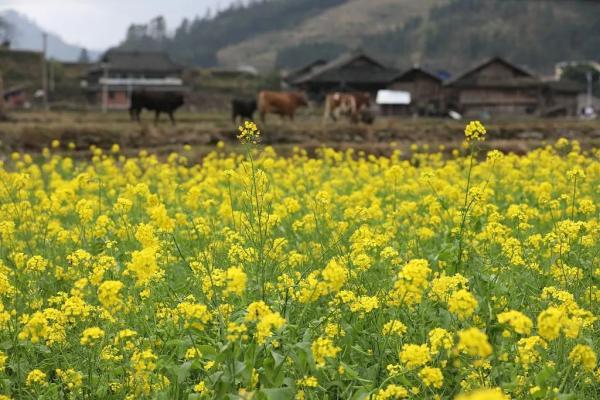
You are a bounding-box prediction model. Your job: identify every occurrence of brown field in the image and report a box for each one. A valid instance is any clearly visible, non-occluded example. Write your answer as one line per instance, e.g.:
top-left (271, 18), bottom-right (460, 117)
top-left (1, 110), bottom-right (600, 159)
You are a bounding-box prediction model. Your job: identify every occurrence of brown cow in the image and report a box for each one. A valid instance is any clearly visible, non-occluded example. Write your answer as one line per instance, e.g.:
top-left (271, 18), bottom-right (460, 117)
top-left (257, 91), bottom-right (308, 123)
top-left (323, 92), bottom-right (372, 124)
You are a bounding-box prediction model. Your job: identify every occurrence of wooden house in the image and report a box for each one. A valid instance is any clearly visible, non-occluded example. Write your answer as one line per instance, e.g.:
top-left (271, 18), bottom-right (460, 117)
top-left (288, 51), bottom-right (399, 99)
top-left (388, 67), bottom-right (444, 115)
top-left (83, 49), bottom-right (185, 109)
top-left (284, 59), bottom-right (327, 86)
top-left (540, 79), bottom-right (582, 117)
top-left (444, 57), bottom-right (543, 117)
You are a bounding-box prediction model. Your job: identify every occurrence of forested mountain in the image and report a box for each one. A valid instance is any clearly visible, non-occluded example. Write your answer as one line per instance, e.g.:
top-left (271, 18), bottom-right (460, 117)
top-left (118, 0), bottom-right (600, 74)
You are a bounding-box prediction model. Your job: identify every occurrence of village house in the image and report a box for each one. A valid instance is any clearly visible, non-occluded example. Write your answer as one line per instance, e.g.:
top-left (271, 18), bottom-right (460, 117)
top-left (444, 56), bottom-right (581, 117)
top-left (539, 79), bottom-right (582, 117)
top-left (388, 66), bottom-right (444, 116)
top-left (283, 59), bottom-right (327, 87)
top-left (288, 51), bottom-right (399, 99)
top-left (444, 57), bottom-right (543, 117)
top-left (83, 49), bottom-right (185, 109)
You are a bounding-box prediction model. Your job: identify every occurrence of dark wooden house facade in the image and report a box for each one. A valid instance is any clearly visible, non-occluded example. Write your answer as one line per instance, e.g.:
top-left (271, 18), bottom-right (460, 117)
top-left (288, 51), bottom-right (399, 98)
top-left (388, 67), bottom-right (444, 115)
top-left (84, 49), bottom-right (185, 109)
top-left (444, 56), bottom-right (581, 117)
top-left (540, 80), bottom-right (581, 117)
top-left (444, 57), bottom-right (542, 116)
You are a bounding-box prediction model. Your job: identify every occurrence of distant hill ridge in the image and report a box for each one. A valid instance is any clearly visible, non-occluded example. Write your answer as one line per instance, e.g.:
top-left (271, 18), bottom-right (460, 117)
top-left (0, 9), bottom-right (101, 62)
top-left (118, 0), bottom-right (599, 74)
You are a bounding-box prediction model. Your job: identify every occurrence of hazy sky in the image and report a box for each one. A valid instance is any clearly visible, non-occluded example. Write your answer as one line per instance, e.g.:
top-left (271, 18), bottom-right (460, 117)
top-left (0, 0), bottom-right (237, 50)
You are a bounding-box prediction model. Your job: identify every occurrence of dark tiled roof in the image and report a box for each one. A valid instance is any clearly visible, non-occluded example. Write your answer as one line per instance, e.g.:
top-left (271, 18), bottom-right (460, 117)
top-left (445, 56), bottom-right (537, 87)
top-left (291, 52), bottom-right (398, 85)
top-left (451, 76), bottom-right (542, 89)
top-left (92, 48), bottom-right (182, 74)
top-left (285, 59), bottom-right (328, 83)
top-left (391, 67), bottom-right (443, 83)
top-left (85, 84), bottom-right (189, 93)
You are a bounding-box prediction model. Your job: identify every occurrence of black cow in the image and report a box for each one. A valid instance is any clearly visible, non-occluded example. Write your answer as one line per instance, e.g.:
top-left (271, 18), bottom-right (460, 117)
top-left (231, 98), bottom-right (257, 123)
top-left (130, 91), bottom-right (184, 125)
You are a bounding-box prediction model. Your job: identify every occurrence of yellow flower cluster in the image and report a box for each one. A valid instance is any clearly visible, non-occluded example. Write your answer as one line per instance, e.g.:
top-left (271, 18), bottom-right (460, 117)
top-left (464, 120), bottom-right (487, 141)
top-left (237, 120), bottom-right (261, 144)
top-left (419, 366), bottom-right (444, 388)
top-left (400, 344), bottom-right (431, 368)
top-left (455, 388), bottom-right (510, 400)
top-left (26, 369), bottom-right (47, 386)
top-left (447, 289), bottom-right (478, 321)
top-left (311, 336), bottom-right (341, 368)
top-left (80, 326), bottom-right (105, 346)
top-left (569, 344), bottom-right (597, 372)
top-left (497, 310), bottom-right (533, 335)
top-left (456, 328), bottom-right (492, 358)
top-left (245, 301), bottom-right (285, 344)
top-left (296, 375), bottom-right (318, 388)
top-left (382, 319), bottom-right (407, 336)
top-left (176, 298), bottom-right (212, 331)
top-left (374, 384), bottom-right (409, 399)
top-left (389, 259), bottom-right (431, 307)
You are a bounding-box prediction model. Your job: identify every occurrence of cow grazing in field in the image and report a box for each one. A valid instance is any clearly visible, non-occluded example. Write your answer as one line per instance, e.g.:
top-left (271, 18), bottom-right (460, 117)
top-left (130, 91), bottom-right (184, 125)
top-left (257, 91), bottom-right (308, 123)
top-left (323, 92), bottom-right (372, 124)
top-left (231, 98), bottom-right (257, 123)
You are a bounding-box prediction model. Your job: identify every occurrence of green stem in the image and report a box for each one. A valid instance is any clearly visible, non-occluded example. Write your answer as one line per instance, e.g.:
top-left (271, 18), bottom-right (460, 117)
top-left (456, 144), bottom-right (476, 272)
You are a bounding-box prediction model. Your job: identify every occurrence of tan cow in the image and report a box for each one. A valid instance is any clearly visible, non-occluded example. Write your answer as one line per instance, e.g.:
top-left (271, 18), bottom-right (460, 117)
top-left (257, 91), bottom-right (308, 123)
top-left (323, 92), bottom-right (372, 124)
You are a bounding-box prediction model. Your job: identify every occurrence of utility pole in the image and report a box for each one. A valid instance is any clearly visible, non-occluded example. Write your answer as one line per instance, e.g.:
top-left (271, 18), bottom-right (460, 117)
top-left (49, 60), bottom-right (55, 92)
top-left (41, 32), bottom-right (48, 111)
top-left (0, 70), bottom-right (6, 120)
top-left (101, 62), bottom-right (109, 113)
top-left (586, 71), bottom-right (593, 113)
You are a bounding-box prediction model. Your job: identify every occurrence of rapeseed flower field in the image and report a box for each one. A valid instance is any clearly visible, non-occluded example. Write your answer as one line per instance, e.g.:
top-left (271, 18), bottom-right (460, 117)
top-left (0, 121), bottom-right (599, 399)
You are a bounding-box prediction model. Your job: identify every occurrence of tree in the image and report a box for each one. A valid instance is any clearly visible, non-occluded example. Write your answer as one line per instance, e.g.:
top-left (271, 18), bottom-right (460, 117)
top-left (125, 24), bottom-right (147, 41)
top-left (561, 64), bottom-right (600, 97)
top-left (78, 48), bottom-right (90, 63)
top-left (148, 16), bottom-right (167, 41)
top-left (0, 15), bottom-right (11, 46)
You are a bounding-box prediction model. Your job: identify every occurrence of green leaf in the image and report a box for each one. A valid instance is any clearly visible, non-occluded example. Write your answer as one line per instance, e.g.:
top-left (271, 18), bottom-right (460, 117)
top-left (196, 345), bottom-right (218, 358)
top-left (259, 387), bottom-right (294, 400)
top-left (271, 350), bottom-right (285, 368)
top-left (350, 388), bottom-right (370, 400)
top-left (557, 394), bottom-right (577, 400)
top-left (535, 365), bottom-right (555, 386)
top-left (176, 361), bottom-right (193, 383)
top-left (339, 361), bottom-right (359, 379)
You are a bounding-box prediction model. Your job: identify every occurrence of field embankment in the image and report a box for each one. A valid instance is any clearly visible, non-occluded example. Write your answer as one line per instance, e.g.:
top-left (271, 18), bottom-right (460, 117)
top-left (1, 111), bottom-right (600, 158)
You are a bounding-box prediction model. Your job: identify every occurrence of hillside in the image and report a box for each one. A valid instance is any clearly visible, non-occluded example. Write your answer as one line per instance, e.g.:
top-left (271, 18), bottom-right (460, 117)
top-left (217, 0), bottom-right (445, 69)
top-left (118, 0), bottom-right (599, 74)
